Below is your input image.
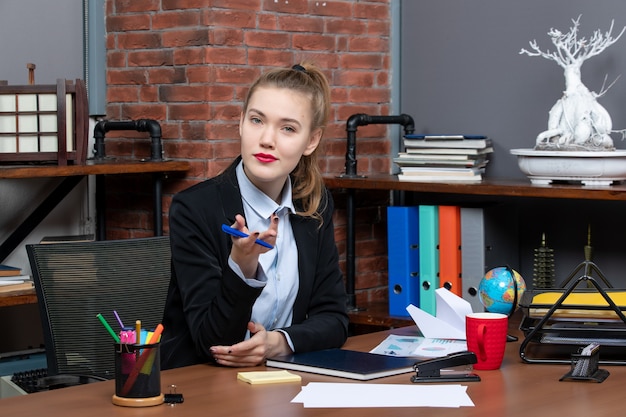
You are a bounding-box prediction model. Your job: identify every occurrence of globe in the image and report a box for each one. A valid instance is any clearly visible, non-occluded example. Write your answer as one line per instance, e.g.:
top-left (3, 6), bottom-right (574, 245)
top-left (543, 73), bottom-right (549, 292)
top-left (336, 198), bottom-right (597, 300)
top-left (478, 266), bottom-right (527, 315)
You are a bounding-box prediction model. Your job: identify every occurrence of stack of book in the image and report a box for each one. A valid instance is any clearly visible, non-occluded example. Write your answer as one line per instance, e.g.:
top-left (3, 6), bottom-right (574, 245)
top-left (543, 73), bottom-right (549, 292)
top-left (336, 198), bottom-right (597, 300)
top-left (0, 264), bottom-right (33, 293)
top-left (394, 134), bottom-right (493, 182)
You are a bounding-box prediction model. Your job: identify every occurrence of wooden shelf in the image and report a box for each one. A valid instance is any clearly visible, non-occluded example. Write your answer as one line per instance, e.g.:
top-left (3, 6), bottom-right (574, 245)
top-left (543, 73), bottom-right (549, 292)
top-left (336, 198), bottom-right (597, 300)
top-left (0, 159), bottom-right (190, 179)
top-left (324, 174), bottom-right (626, 201)
top-left (0, 288), bottom-right (37, 307)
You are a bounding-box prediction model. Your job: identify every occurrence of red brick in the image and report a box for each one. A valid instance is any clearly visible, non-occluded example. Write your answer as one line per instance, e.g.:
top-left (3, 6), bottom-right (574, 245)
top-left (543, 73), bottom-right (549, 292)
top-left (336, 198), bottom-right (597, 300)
top-left (210, 28), bottom-right (244, 46)
top-left (243, 31), bottom-right (290, 49)
top-left (128, 50), bottom-right (174, 67)
top-left (174, 48), bottom-right (206, 65)
top-left (277, 15), bottom-right (325, 33)
top-left (107, 86), bottom-right (139, 102)
top-left (205, 47), bottom-right (247, 65)
top-left (107, 14), bottom-right (151, 32)
top-left (152, 11), bottom-right (201, 29)
top-left (107, 69), bottom-right (148, 85)
top-left (114, 0), bottom-right (159, 13)
top-left (159, 85), bottom-right (210, 102)
top-left (168, 103), bottom-right (211, 120)
top-left (206, 10), bottom-right (256, 29)
top-left (162, 29), bottom-right (210, 47)
top-left (117, 32), bottom-right (162, 49)
top-left (292, 34), bottom-right (336, 51)
top-left (162, 0), bottom-right (207, 10)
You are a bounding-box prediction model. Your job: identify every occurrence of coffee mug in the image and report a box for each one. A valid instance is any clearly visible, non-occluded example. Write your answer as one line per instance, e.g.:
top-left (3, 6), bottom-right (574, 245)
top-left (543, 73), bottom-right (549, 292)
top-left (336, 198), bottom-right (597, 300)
top-left (465, 312), bottom-right (508, 370)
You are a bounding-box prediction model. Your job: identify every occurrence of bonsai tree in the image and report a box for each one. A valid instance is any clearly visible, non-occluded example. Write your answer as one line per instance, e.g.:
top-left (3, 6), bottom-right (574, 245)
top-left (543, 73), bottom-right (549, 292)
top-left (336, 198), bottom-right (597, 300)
top-left (520, 16), bottom-right (626, 151)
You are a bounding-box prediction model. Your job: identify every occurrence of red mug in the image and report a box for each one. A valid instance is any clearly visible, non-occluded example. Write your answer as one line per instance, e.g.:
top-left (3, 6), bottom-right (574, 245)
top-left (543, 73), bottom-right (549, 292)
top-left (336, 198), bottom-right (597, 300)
top-left (465, 312), bottom-right (508, 370)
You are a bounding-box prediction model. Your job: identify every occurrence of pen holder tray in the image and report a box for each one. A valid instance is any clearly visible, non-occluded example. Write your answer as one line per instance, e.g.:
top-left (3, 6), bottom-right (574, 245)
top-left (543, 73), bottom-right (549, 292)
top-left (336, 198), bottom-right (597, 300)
top-left (560, 348), bottom-right (609, 383)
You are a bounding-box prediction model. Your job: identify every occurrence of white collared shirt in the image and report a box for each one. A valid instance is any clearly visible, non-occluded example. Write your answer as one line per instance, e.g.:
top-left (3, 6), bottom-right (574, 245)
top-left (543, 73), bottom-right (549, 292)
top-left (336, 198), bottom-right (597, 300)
top-left (229, 161), bottom-right (299, 344)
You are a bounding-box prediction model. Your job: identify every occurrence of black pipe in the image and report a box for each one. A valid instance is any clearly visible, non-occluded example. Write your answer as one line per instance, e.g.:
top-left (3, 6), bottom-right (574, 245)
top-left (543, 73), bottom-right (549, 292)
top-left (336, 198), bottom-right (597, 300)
top-left (340, 113), bottom-right (415, 311)
top-left (93, 119), bottom-right (163, 161)
top-left (343, 113), bottom-right (415, 178)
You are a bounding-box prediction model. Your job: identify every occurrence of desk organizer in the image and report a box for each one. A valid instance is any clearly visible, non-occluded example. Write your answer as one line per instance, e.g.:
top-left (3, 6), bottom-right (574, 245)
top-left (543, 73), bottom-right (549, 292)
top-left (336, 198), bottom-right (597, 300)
top-left (559, 345), bottom-right (610, 382)
top-left (0, 79), bottom-right (88, 165)
top-left (519, 275), bottom-right (626, 365)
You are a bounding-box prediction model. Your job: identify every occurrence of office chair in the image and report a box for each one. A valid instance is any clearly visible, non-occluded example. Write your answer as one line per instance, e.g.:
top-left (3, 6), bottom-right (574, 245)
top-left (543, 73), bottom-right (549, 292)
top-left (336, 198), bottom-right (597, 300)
top-left (26, 236), bottom-right (171, 389)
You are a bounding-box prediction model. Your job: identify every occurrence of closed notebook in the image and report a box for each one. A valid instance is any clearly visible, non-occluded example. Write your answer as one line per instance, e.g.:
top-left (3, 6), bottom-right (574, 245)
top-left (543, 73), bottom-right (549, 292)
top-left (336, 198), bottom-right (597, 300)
top-left (265, 349), bottom-right (417, 381)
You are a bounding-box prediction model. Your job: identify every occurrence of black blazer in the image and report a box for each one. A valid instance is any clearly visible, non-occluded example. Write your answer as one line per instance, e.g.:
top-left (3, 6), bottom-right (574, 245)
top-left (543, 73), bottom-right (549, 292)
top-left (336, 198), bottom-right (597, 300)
top-left (160, 158), bottom-right (349, 369)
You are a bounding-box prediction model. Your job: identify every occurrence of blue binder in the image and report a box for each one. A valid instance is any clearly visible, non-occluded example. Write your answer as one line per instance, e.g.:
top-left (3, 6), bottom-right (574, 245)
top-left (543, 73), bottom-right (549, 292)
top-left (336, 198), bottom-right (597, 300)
top-left (387, 206), bottom-right (420, 317)
top-left (418, 205), bottom-right (439, 316)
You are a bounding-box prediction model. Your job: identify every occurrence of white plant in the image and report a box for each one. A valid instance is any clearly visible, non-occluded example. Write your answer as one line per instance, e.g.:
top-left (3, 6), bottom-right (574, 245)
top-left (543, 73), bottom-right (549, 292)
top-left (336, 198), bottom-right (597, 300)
top-left (520, 16), bottom-right (626, 151)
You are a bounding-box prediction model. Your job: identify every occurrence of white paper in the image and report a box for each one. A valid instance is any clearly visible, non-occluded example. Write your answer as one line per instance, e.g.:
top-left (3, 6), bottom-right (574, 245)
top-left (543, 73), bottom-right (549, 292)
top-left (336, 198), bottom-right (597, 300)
top-left (406, 288), bottom-right (473, 340)
top-left (291, 382), bottom-right (474, 408)
top-left (370, 334), bottom-right (467, 358)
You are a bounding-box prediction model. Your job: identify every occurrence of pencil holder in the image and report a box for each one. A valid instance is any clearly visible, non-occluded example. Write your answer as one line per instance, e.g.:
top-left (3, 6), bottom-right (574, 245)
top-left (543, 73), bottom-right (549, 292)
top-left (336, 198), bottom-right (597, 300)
top-left (112, 343), bottom-right (164, 407)
top-left (559, 347), bottom-right (609, 383)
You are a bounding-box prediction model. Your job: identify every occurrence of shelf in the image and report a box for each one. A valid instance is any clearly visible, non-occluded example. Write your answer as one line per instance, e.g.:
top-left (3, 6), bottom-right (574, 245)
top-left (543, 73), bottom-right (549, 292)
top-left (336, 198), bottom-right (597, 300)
top-left (0, 288), bottom-right (36, 308)
top-left (0, 159), bottom-right (190, 179)
top-left (324, 174), bottom-right (626, 202)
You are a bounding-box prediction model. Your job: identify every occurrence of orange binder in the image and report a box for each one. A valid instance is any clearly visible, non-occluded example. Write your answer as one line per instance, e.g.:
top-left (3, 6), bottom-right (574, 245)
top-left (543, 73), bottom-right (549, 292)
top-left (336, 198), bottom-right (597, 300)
top-left (438, 205), bottom-right (462, 296)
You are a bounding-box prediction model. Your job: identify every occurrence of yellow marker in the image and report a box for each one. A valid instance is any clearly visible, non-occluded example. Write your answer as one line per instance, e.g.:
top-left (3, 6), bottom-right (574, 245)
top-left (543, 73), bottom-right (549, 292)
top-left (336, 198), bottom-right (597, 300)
top-left (135, 320), bottom-right (141, 345)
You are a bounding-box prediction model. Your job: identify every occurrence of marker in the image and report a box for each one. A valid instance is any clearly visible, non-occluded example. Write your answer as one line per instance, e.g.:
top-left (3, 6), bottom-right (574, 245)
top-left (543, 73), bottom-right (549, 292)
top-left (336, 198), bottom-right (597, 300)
top-left (221, 224), bottom-right (273, 249)
top-left (96, 313), bottom-right (120, 343)
top-left (121, 323), bottom-right (165, 396)
top-left (113, 310), bottom-right (125, 329)
top-left (135, 320), bottom-right (142, 345)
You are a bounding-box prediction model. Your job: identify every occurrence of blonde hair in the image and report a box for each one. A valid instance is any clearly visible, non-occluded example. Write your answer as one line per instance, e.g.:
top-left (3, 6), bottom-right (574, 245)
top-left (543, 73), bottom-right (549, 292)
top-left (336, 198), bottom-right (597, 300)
top-left (242, 63), bottom-right (331, 222)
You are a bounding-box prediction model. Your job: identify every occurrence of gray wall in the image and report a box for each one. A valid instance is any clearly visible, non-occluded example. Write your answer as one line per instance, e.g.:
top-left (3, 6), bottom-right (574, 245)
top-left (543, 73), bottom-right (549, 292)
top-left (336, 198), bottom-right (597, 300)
top-left (0, 0), bottom-right (86, 357)
top-left (400, 0), bottom-right (626, 179)
top-left (0, 0), bottom-right (83, 84)
top-left (399, 1), bottom-right (626, 287)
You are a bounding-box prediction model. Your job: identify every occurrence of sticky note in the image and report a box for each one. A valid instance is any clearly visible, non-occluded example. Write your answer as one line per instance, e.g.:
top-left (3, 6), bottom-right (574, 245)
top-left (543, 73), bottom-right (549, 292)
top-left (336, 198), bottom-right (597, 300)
top-left (237, 370), bottom-right (302, 385)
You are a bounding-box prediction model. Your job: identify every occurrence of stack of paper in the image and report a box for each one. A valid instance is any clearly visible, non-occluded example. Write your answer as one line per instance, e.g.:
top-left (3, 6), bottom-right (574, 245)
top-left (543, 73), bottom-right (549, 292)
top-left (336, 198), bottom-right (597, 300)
top-left (291, 382), bottom-right (474, 408)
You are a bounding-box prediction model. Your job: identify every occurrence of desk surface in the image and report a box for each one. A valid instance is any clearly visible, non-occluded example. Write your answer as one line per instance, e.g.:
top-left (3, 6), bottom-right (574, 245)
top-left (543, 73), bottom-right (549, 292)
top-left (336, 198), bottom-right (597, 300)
top-left (1, 322), bottom-right (624, 416)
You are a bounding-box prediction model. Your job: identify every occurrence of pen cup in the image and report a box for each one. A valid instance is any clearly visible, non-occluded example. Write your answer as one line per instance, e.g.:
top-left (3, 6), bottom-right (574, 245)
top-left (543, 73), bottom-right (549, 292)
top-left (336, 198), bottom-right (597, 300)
top-left (112, 343), bottom-right (164, 407)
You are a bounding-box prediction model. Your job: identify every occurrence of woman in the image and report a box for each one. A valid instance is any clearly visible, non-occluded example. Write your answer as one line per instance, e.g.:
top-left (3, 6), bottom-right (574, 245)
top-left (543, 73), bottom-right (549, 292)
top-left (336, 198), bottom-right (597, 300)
top-left (160, 63), bottom-right (349, 369)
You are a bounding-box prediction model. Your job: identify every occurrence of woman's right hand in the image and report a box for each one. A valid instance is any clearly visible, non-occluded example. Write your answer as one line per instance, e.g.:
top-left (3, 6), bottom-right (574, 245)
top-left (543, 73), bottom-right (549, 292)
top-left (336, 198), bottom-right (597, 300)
top-left (228, 213), bottom-right (277, 277)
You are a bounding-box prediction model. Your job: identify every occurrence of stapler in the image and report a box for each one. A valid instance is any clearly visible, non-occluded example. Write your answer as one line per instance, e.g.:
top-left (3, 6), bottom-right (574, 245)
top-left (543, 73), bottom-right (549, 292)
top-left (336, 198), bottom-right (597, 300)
top-left (411, 351), bottom-right (481, 383)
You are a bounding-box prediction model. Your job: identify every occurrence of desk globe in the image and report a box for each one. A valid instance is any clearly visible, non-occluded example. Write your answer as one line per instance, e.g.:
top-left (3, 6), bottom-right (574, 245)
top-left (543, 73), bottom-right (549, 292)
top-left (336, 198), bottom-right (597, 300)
top-left (478, 266), bottom-right (527, 315)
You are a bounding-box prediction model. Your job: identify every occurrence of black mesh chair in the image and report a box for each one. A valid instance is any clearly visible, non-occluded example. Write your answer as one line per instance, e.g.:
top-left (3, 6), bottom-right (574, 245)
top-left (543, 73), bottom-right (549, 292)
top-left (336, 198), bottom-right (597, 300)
top-left (26, 236), bottom-right (171, 389)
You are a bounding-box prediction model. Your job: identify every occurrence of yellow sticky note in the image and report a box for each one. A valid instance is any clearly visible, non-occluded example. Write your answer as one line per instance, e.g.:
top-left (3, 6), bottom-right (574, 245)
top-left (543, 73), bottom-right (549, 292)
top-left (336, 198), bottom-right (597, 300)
top-left (237, 370), bottom-right (302, 385)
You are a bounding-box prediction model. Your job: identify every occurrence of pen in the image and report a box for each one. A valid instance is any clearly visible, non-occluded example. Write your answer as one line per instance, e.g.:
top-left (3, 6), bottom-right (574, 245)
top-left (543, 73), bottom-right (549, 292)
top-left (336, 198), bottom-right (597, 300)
top-left (96, 313), bottom-right (120, 343)
top-left (221, 224), bottom-right (274, 249)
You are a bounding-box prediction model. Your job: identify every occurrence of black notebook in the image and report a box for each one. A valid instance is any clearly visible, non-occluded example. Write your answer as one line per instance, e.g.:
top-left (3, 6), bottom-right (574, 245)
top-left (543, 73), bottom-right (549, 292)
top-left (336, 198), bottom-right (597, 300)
top-left (265, 349), bottom-right (418, 381)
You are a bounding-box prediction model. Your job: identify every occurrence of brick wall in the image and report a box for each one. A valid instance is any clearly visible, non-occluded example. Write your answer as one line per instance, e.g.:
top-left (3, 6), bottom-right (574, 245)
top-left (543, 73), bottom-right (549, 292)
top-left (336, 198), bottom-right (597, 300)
top-left (103, 0), bottom-right (393, 306)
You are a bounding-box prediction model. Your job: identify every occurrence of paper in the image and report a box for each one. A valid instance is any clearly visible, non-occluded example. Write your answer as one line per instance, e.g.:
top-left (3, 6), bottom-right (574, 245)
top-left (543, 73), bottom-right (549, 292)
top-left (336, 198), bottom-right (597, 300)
top-left (370, 334), bottom-right (467, 358)
top-left (407, 288), bottom-right (473, 340)
top-left (291, 382), bottom-right (474, 408)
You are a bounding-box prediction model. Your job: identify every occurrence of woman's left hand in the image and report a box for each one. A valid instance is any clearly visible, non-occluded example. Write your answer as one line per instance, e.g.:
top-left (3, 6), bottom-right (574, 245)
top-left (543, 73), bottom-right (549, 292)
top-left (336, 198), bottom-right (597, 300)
top-left (210, 322), bottom-right (291, 367)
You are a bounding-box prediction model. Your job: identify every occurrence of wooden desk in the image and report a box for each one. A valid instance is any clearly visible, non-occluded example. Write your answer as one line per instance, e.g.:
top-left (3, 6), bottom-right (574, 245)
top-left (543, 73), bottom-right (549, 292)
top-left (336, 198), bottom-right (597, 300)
top-left (1, 322), bottom-right (623, 416)
top-left (0, 159), bottom-right (189, 307)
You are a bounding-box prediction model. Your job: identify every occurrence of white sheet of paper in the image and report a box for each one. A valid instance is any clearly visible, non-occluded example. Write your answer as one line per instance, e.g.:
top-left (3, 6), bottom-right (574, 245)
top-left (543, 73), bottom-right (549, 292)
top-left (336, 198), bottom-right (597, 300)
top-left (406, 288), bottom-right (473, 340)
top-left (291, 382), bottom-right (474, 408)
top-left (435, 288), bottom-right (473, 331)
top-left (407, 304), bottom-right (466, 339)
